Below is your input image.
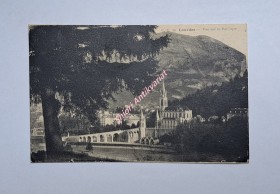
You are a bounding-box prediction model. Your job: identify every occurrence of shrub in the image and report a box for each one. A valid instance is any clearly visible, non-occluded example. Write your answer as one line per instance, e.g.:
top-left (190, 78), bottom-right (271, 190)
top-left (86, 142), bottom-right (93, 151)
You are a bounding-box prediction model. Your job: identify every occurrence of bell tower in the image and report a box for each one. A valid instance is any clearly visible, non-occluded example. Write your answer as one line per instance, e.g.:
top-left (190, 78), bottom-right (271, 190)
top-left (139, 107), bottom-right (146, 138)
top-left (154, 108), bottom-right (160, 138)
top-left (155, 108), bottom-right (160, 129)
top-left (159, 81), bottom-right (168, 111)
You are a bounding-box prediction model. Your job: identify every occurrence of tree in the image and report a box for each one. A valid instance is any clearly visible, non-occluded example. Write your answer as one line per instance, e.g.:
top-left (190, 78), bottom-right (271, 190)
top-left (170, 70), bottom-right (248, 118)
top-left (146, 111), bottom-right (156, 127)
top-left (86, 142), bottom-right (93, 151)
top-left (59, 113), bottom-right (91, 135)
top-left (29, 25), bottom-right (169, 155)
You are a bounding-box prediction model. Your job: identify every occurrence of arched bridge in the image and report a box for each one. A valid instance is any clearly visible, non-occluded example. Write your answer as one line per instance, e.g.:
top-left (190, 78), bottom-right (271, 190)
top-left (62, 128), bottom-right (141, 144)
top-left (140, 137), bottom-right (159, 145)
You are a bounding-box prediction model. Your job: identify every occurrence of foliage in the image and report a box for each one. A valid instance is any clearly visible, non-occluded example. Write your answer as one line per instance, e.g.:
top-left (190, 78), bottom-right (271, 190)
top-left (29, 25), bottom-right (169, 153)
top-left (59, 113), bottom-right (91, 134)
top-left (170, 70), bottom-right (248, 118)
top-left (86, 142), bottom-right (93, 151)
top-left (30, 25), bottom-right (169, 122)
top-left (159, 117), bottom-right (249, 162)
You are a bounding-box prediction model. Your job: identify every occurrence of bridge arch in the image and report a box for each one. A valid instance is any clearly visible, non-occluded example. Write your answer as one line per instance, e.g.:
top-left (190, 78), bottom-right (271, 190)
top-left (140, 137), bottom-right (155, 145)
top-left (83, 137), bottom-right (86, 142)
top-left (87, 136), bottom-right (92, 142)
top-left (92, 136), bottom-right (97, 142)
top-left (107, 134), bottom-right (112, 142)
top-left (118, 131), bottom-right (128, 142)
top-left (100, 135), bottom-right (105, 142)
top-left (113, 133), bottom-right (119, 142)
top-left (145, 138), bottom-right (149, 145)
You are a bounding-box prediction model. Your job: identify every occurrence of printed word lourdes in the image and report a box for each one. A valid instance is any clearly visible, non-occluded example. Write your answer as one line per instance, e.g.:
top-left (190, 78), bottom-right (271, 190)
top-left (115, 69), bottom-right (168, 124)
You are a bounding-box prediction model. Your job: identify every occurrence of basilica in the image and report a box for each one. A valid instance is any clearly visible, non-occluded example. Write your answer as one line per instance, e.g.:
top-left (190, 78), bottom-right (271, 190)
top-left (140, 81), bottom-right (193, 140)
top-left (156, 81), bottom-right (193, 130)
top-left (95, 80), bottom-right (193, 142)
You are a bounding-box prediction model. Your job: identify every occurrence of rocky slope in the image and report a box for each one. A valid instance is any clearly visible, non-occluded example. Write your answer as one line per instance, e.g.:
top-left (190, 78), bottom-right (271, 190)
top-left (109, 32), bottom-right (247, 110)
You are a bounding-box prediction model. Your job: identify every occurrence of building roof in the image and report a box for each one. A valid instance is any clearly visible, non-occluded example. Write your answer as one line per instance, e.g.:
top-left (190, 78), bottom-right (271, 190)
top-left (164, 106), bottom-right (191, 111)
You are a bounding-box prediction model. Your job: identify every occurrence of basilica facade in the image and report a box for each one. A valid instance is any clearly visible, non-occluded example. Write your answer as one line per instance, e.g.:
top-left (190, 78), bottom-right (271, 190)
top-left (155, 81), bottom-right (193, 130)
top-left (139, 81), bottom-right (193, 142)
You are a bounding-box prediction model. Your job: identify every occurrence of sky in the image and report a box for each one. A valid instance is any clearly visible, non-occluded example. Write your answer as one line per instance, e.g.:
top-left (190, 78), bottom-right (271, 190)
top-left (156, 24), bottom-right (247, 58)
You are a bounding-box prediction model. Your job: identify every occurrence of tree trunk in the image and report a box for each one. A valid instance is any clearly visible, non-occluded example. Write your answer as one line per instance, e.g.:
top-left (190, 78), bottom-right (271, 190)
top-left (41, 88), bottom-right (63, 156)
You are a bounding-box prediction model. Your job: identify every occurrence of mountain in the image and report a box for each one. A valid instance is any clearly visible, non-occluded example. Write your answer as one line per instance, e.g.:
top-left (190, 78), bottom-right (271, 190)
top-left (155, 32), bottom-right (246, 97)
top-left (109, 32), bottom-right (247, 110)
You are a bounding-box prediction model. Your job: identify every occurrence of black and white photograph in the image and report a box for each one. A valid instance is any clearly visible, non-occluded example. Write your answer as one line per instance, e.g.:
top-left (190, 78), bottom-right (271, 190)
top-left (30, 24), bottom-right (248, 163)
top-left (3, 0), bottom-right (280, 193)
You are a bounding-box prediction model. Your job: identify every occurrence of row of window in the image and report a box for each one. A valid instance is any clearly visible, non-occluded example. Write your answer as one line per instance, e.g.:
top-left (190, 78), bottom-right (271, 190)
top-left (162, 120), bottom-right (177, 125)
top-left (162, 112), bottom-right (191, 118)
top-left (229, 111), bottom-right (248, 114)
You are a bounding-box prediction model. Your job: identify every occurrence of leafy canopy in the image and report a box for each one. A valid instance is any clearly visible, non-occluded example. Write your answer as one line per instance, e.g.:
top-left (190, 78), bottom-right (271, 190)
top-left (29, 25), bottom-right (169, 122)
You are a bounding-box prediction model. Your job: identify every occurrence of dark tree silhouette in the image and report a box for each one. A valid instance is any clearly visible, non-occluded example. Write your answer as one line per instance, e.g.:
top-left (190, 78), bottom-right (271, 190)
top-left (169, 70), bottom-right (248, 118)
top-left (29, 25), bottom-right (169, 155)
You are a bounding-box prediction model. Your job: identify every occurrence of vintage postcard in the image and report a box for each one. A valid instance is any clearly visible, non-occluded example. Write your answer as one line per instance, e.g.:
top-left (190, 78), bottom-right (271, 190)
top-left (30, 24), bottom-right (248, 163)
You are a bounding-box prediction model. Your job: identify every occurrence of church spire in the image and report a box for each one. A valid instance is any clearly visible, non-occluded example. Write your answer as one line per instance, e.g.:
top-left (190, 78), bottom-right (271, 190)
top-left (140, 106), bottom-right (144, 119)
top-left (156, 108), bottom-right (159, 120)
top-left (155, 108), bottom-right (159, 129)
top-left (162, 80), bottom-right (166, 97)
top-left (160, 81), bottom-right (168, 111)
